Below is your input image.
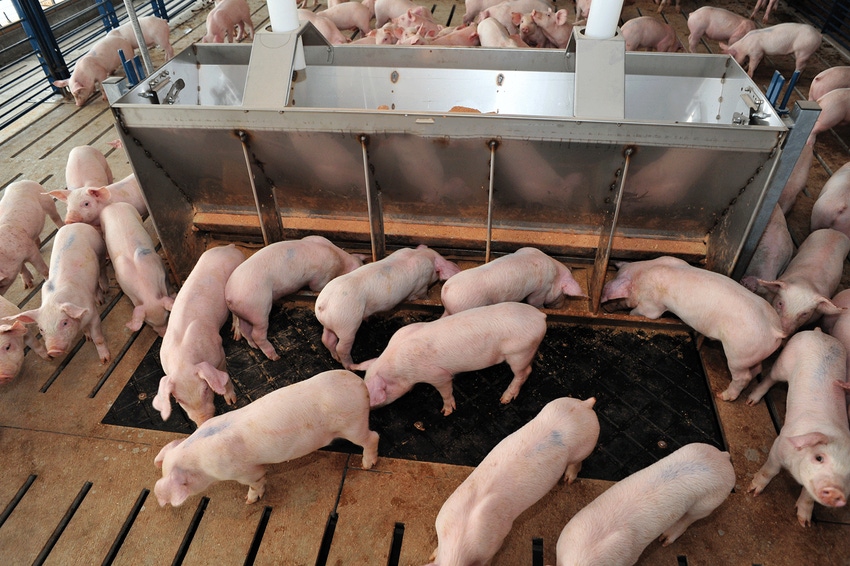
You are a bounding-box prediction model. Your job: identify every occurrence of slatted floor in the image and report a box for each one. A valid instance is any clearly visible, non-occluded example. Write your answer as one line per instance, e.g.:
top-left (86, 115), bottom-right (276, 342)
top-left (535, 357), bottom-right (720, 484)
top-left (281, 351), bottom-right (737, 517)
top-left (2, 0), bottom-right (850, 564)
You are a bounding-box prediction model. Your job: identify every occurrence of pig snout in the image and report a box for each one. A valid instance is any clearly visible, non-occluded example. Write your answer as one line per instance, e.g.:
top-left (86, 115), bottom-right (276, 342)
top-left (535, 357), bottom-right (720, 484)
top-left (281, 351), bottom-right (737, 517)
top-left (817, 486), bottom-right (847, 507)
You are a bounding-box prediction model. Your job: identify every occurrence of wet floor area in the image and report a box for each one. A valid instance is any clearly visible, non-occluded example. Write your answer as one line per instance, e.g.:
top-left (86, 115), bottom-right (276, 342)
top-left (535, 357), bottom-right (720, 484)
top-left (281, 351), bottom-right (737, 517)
top-left (103, 303), bottom-right (724, 482)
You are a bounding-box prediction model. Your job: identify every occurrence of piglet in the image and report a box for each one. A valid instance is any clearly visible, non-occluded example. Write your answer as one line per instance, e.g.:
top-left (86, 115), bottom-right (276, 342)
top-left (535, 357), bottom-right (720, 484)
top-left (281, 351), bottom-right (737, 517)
top-left (601, 256), bottom-right (785, 401)
top-left (427, 397), bottom-right (600, 565)
top-left (808, 88), bottom-right (850, 146)
top-left (809, 66), bottom-right (850, 102)
top-left (556, 443), bottom-right (735, 565)
top-left (109, 16), bottom-right (174, 60)
top-left (0, 295), bottom-right (50, 384)
top-left (463, 0), bottom-right (507, 25)
top-left (48, 174), bottom-right (147, 226)
top-left (52, 34), bottom-right (134, 106)
top-left (822, 288), bottom-right (850, 381)
top-left (429, 23), bottom-right (480, 46)
top-left (686, 6), bottom-right (755, 54)
top-left (7, 223), bottom-right (109, 362)
top-left (740, 204), bottom-right (794, 298)
top-left (226, 236), bottom-right (364, 361)
top-left (750, 0), bottom-right (779, 23)
top-left (621, 16), bottom-right (682, 52)
top-left (756, 228), bottom-right (850, 335)
top-left (747, 329), bottom-right (850, 526)
top-left (0, 180), bottom-right (64, 295)
top-left (476, 16), bottom-right (527, 47)
top-left (720, 23), bottom-right (822, 78)
top-left (152, 245), bottom-right (245, 426)
top-left (64, 145), bottom-right (113, 189)
top-left (812, 161), bottom-right (850, 237)
top-left (530, 8), bottom-right (573, 49)
top-left (355, 302), bottom-right (547, 415)
top-left (203, 0), bottom-right (255, 43)
top-left (298, 9), bottom-right (350, 44)
top-left (441, 247), bottom-right (584, 315)
top-left (514, 12), bottom-right (551, 48)
top-left (315, 245), bottom-right (460, 369)
top-left (479, 0), bottom-right (554, 34)
top-left (100, 202), bottom-right (174, 337)
top-left (154, 369), bottom-right (379, 506)
top-left (375, 0), bottom-right (421, 27)
top-left (575, 0), bottom-right (591, 21)
top-left (320, 2), bottom-right (373, 35)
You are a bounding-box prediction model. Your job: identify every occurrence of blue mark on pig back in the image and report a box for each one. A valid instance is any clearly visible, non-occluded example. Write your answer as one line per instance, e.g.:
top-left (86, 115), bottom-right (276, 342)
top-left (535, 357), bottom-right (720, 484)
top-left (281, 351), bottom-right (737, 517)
top-left (45, 280), bottom-right (54, 292)
top-left (136, 247), bottom-right (154, 257)
top-left (184, 420), bottom-right (231, 447)
top-left (532, 430), bottom-right (564, 454)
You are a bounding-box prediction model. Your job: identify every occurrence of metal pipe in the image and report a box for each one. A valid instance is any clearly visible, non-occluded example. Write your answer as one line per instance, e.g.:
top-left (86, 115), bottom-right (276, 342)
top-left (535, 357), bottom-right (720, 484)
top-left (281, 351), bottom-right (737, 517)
top-left (240, 131), bottom-right (284, 246)
top-left (121, 0), bottom-right (153, 76)
top-left (485, 139), bottom-right (497, 263)
top-left (361, 134), bottom-right (385, 262)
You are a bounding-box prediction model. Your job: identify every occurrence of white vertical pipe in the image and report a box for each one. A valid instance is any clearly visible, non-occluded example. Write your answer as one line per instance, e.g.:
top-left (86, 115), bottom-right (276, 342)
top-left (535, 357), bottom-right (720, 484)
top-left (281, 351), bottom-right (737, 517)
top-left (267, 0), bottom-right (306, 70)
top-left (583, 0), bottom-right (625, 39)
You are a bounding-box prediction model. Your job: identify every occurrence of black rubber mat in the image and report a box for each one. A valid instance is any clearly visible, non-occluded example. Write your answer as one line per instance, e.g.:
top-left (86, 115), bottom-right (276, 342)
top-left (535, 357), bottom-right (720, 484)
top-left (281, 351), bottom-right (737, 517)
top-left (102, 304), bottom-right (724, 482)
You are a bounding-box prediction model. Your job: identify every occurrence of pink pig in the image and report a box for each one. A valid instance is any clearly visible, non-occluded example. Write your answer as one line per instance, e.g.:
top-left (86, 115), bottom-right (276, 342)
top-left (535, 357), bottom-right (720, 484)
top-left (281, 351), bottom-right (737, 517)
top-left (52, 34), bottom-right (134, 106)
top-left (556, 443), bottom-right (735, 565)
top-left (750, 0), bottom-right (779, 23)
top-left (686, 7), bottom-right (755, 54)
top-left (756, 228), bottom-right (850, 335)
top-left (0, 180), bottom-right (64, 294)
top-left (463, 0), bottom-right (510, 25)
top-left (601, 256), bottom-right (785, 401)
top-left (740, 204), bottom-right (794, 298)
top-left (321, 2), bottom-right (373, 35)
top-left (203, 0), bottom-right (254, 43)
top-left (154, 369), bottom-right (379, 506)
top-left (747, 329), bottom-right (850, 526)
top-left (375, 0), bottom-right (421, 27)
top-left (811, 161), bottom-right (850, 237)
top-left (109, 16), bottom-right (174, 60)
top-left (48, 173), bottom-right (147, 226)
top-left (821, 288), bottom-right (850, 381)
top-left (621, 16), bottom-right (682, 52)
top-left (478, 0), bottom-right (554, 34)
top-left (100, 203), bottom-right (174, 337)
top-left (476, 17), bottom-right (527, 47)
top-left (530, 8), bottom-right (573, 49)
top-left (8, 223), bottom-right (109, 363)
top-left (225, 236), bottom-right (364, 361)
top-left (720, 23), bottom-right (822, 78)
top-left (429, 23), bottom-right (480, 46)
top-left (315, 245), bottom-right (460, 369)
top-left (514, 12), bottom-right (552, 48)
top-left (152, 245), bottom-right (245, 426)
top-left (298, 10), bottom-right (350, 44)
top-left (64, 146), bottom-right (113, 189)
top-left (0, 295), bottom-right (50, 384)
top-left (355, 302), bottom-right (547, 415)
top-left (441, 247), bottom-right (585, 315)
top-left (427, 397), bottom-right (600, 565)
top-left (808, 88), bottom-right (850, 146)
top-left (809, 66), bottom-right (850, 102)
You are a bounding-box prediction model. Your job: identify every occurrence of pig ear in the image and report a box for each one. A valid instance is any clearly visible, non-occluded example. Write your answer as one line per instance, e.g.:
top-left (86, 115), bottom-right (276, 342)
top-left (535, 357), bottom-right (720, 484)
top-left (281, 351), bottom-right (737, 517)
top-left (162, 296), bottom-right (175, 312)
top-left (365, 375), bottom-right (387, 407)
top-left (60, 302), bottom-right (88, 321)
top-left (53, 79), bottom-right (69, 88)
top-left (195, 362), bottom-right (231, 395)
top-left (561, 272), bottom-right (587, 298)
top-left (0, 320), bottom-right (29, 337)
top-left (154, 439), bottom-right (184, 468)
top-left (350, 357), bottom-right (377, 371)
top-left (787, 432), bottom-right (830, 450)
top-left (511, 11), bottom-right (521, 25)
top-left (152, 376), bottom-right (175, 421)
top-left (600, 278), bottom-right (631, 302)
top-left (815, 297), bottom-right (845, 316)
top-left (555, 9), bottom-right (569, 24)
top-left (6, 310), bottom-right (39, 326)
top-left (434, 257), bottom-right (461, 280)
top-left (46, 189), bottom-right (71, 202)
top-left (756, 279), bottom-right (786, 293)
top-left (88, 187), bottom-right (112, 202)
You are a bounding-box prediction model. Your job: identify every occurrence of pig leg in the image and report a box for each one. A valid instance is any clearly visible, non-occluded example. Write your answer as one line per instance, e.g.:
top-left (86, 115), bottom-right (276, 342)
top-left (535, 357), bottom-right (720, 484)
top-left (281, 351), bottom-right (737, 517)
top-left (500, 351), bottom-right (536, 403)
top-left (431, 373), bottom-right (457, 416)
top-left (796, 488), bottom-right (815, 527)
top-left (25, 330), bottom-right (50, 360)
top-left (659, 505), bottom-right (715, 545)
top-left (746, 373), bottom-right (778, 406)
top-left (232, 315), bottom-right (246, 342)
top-left (564, 460), bottom-right (582, 484)
top-left (19, 264), bottom-right (35, 288)
top-left (748, 439), bottom-right (782, 495)
top-left (243, 466), bottom-right (268, 504)
top-left (250, 321), bottom-right (279, 361)
top-left (322, 328), bottom-right (341, 362)
top-left (717, 362), bottom-right (760, 402)
top-left (343, 421), bottom-right (380, 469)
top-left (85, 318), bottom-right (111, 364)
top-left (333, 333), bottom-right (357, 370)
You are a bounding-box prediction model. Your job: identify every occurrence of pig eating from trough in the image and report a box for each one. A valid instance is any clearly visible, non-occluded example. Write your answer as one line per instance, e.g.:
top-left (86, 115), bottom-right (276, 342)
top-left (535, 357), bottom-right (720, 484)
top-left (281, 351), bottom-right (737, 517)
top-left (52, 34), bottom-right (134, 106)
top-left (315, 245), bottom-right (460, 369)
top-left (225, 236), bottom-right (364, 361)
top-left (601, 256), bottom-right (786, 401)
top-left (555, 443), bottom-right (735, 565)
top-left (426, 396), bottom-right (600, 565)
top-left (0, 295), bottom-right (50, 384)
top-left (747, 329), bottom-right (850, 527)
top-left (354, 302), bottom-right (547, 415)
top-left (152, 245), bottom-right (244, 426)
top-left (48, 173), bottom-right (147, 226)
top-left (740, 204), bottom-right (794, 298)
top-left (154, 369), bottom-right (379, 506)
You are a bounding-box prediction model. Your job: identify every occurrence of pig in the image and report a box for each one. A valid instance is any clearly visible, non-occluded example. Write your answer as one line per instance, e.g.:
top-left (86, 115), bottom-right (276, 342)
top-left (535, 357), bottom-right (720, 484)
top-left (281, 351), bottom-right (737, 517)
top-left (463, 0), bottom-right (509, 25)
top-left (47, 173), bottom-right (147, 226)
top-left (152, 245), bottom-right (245, 426)
top-left (375, 0), bottom-right (421, 27)
top-left (822, 289), bottom-right (850, 381)
top-left (600, 256), bottom-right (786, 401)
top-left (720, 23), bottom-right (822, 78)
top-left (203, 0), bottom-right (255, 43)
top-left (225, 236), bottom-right (365, 361)
top-left (477, 0), bottom-right (555, 34)
top-left (750, 0), bottom-right (779, 23)
top-left (576, 0), bottom-right (590, 21)
top-left (320, 2), bottom-right (373, 36)
top-left (315, 245), bottom-right (460, 369)
top-left (441, 247), bottom-right (585, 315)
top-left (621, 16), bottom-right (682, 52)
top-left (376, 22), bottom-right (401, 44)
top-left (6, 223), bottom-right (109, 363)
top-left (747, 329), bottom-right (850, 526)
top-left (429, 23), bottom-right (480, 46)
top-left (0, 295), bottom-right (50, 384)
top-left (555, 443), bottom-right (735, 565)
top-left (529, 8), bottom-right (573, 49)
top-left (52, 33), bottom-right (134, 106)
top-left (0, 180), bottom-right (64, 295)
top-left (354, 302), bottom-right (547, 415)
top-left (427, 397), bottom-right (600, 566)
top-left (812, 161), bottom-right (850, 237)
top-left (809, 66), bottom-right (850, 102)
top-left (686, 7), bottom-right (755, 54)
top-left (740, 204), bottom-right (794, 298)
top-left (513, 12), bottom-right (551, 48)
top-left (154, 369), bottom-right (380, 506)
top-left (298, 10), bottom-right (350, 44)
top-left (393, 8), bottom-right (442, 36)
top-left (808, 88), bottom-right (850, 146)
top-left (64, 146), bottom-right (113, 189)
top-left (756, 229), bottom-right (850, 335)
top-left (100, 203), bottom-right (174, 337)
top-left (476, 17), bottom-right (527, 47)
top-left (109, 16), bottom-right (174, 60)
top-left (778, 143), bottom-right (814, 214)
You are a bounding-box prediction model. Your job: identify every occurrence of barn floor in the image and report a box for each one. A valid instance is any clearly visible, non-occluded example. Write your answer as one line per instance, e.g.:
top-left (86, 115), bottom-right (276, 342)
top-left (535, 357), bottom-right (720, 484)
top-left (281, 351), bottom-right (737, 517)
top-left (2, 0), bottom-right (850, 564)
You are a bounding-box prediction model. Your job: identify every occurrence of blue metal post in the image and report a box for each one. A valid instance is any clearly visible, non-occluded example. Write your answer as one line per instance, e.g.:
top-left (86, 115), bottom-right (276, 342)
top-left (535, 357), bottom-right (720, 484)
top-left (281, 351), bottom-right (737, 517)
top-left (10, 0), bottom-right (69, 92)
top-left (96, 0), bottom-right (120, 31)
top-left (150, 0), bottom-right (168, 20)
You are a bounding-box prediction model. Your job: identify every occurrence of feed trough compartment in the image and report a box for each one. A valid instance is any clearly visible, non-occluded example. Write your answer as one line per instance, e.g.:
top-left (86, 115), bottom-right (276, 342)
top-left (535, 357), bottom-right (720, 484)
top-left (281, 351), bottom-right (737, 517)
top-left (110, 23), bottom-right (817, 309)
